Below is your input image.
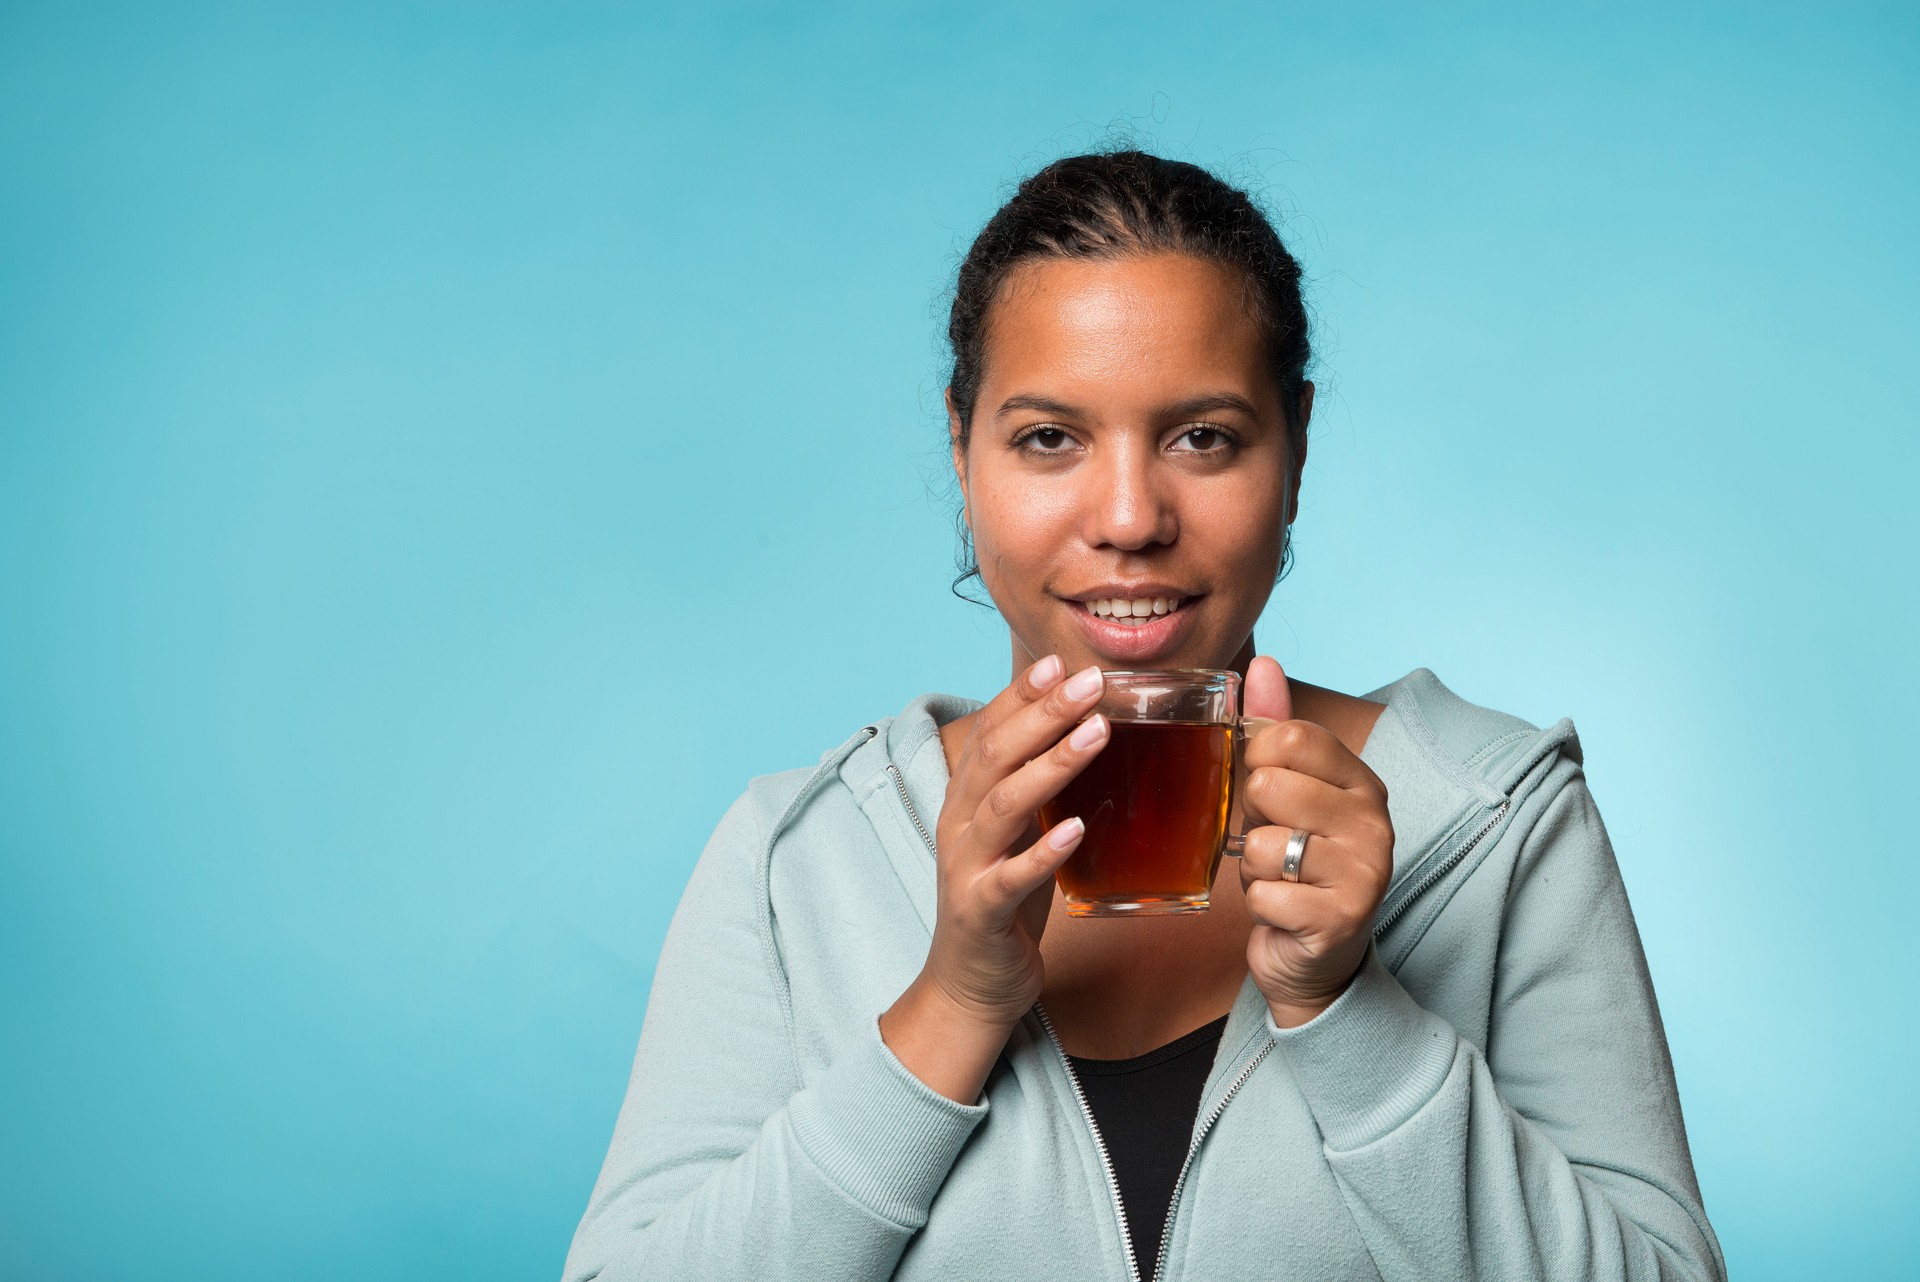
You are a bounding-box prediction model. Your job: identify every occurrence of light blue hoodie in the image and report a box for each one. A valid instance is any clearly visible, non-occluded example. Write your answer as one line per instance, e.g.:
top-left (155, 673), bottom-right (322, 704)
top-left (563, 668), bottom-right (1724, 1281)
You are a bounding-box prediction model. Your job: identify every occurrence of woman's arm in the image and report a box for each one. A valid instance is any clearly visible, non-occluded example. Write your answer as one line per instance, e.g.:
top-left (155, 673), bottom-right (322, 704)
top-left (560, 788), bottom-right (988, 1282)
top-left (1269, 755), bottom-right (1726, 1282)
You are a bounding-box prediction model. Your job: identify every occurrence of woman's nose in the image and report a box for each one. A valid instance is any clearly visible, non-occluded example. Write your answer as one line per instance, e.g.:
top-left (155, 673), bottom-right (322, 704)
top-left (1083, 443), bottom-right (1178, 552)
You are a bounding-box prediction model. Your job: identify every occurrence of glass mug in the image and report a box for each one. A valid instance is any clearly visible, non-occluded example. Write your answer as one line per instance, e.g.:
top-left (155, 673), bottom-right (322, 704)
top-left (1038, 669), bottom-right (1273, 917)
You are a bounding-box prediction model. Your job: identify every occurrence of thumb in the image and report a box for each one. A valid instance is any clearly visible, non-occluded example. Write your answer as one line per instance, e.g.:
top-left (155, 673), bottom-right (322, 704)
top-left (1244, 654), bottom-right (1293, 723)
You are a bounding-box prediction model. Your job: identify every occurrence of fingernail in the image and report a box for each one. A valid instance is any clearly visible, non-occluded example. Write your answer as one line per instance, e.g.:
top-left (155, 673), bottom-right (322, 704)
top-left (1063, 666), bottom-right (1103, 701)
top-left (1028, 655), bottom-right (1064, 690)
top-left (1069, 714), bottom-right (1108, 751)
top-left (1048, 816), bottom-right (1085, 849)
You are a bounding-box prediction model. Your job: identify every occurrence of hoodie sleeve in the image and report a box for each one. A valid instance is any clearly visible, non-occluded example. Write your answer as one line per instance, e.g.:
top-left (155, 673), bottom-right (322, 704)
top-left (560, 785), bottom-right (988, 1282)
top-left (1264, 753), bottom-right (1726, 1282)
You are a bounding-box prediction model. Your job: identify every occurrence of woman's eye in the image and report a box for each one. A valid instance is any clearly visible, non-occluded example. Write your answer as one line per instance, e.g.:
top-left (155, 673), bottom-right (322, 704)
top-left (1172, 426), bottom-right (1233, 452)
top-left (1019, 427), bottom-right (1073, 452)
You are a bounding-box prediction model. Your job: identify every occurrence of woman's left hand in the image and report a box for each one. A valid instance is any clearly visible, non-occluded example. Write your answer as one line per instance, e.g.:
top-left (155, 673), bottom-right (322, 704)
top-left (1239, 655), bottom-right (1396, 1028)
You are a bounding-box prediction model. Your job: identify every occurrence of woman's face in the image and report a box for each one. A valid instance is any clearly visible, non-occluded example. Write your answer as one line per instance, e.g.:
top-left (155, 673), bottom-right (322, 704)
top-left (952, 252), bottom-right (1310, 675)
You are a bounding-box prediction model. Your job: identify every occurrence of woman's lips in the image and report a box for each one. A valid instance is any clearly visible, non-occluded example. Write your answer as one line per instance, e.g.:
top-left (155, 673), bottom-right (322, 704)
top-left (1066, 595), bottom-right (1199, 664)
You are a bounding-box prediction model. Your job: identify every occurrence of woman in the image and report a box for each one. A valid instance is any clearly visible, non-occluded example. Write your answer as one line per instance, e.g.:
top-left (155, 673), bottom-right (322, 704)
top-left (562, 151), bottom-right (1724, 1282)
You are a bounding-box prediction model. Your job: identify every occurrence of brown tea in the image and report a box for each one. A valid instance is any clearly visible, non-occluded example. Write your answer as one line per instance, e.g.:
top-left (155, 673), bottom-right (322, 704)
top-left (1040, 719), bottom-right (1233, 915)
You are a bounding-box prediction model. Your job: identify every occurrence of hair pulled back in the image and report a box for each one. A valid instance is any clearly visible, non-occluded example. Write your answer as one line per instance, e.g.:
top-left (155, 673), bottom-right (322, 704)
top-left (944, 148), bottom-right (1314, 594)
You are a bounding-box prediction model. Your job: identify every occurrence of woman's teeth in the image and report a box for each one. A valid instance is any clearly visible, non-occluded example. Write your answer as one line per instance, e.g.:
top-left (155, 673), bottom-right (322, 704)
top-left (1083, 596), bottom-right (1185, 627)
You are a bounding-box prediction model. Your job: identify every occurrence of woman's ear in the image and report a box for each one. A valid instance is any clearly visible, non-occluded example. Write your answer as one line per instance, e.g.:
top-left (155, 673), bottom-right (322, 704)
top-left (945, 387), bottom-right (970, 518)
top-left (1287, 382), bottom-right (1314, 525)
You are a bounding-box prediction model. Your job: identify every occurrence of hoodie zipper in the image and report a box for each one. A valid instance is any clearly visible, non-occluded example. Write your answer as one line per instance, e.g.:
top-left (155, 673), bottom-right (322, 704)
top-left (1146, 1035), bottom-right (1276, 1282)
top-left (1372, 799), bottom-right (1510, 936)
top-left (887, 763), bottom-right (937, 853)
top-left (1033, 1000), bottom-right (1153, 1282)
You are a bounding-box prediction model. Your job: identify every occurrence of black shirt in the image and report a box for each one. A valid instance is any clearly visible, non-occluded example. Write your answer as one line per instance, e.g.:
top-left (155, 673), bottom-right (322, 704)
top-left (1064, 1014), bottom-right (1229, 1277)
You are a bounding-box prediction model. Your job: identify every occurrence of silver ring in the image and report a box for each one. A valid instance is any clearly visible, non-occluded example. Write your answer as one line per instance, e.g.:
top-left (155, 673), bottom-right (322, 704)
top-left (1282, 828), bottom-right (1309, 882)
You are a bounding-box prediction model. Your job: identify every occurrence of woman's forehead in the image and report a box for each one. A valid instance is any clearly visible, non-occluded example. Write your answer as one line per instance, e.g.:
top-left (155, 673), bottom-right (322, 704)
top-left (982, 254), bottom-right (1277, 414)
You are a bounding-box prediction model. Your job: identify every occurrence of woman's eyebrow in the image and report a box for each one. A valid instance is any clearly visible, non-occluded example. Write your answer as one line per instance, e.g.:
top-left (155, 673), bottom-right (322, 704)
top-left (995, 393), bottom-right (1082, 419)
top-left (1165, 392), bottom-right (1261, 418)
top-left (994, 391), bottom-right (1262, 420)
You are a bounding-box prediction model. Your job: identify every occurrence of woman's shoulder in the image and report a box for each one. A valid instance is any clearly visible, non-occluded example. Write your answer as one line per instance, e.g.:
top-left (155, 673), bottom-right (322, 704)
top-left (1363, 667), bottom-right (1584, 802)
top-left (719, 692), bottom-right (978, 847)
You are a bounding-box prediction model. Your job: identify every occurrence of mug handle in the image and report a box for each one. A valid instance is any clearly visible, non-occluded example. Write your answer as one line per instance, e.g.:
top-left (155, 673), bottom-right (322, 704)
top-left (1222, 716), bottom-right (1278, 856)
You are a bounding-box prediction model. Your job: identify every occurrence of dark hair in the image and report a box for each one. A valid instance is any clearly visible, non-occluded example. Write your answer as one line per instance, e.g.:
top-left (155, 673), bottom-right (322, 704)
top-left (944, 149), bottom-right (1313, 598)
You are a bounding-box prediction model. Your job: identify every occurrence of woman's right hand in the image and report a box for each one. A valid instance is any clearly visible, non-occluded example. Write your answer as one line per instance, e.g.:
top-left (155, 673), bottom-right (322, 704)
top-left (879, 654), bottom-right (1109, 1100)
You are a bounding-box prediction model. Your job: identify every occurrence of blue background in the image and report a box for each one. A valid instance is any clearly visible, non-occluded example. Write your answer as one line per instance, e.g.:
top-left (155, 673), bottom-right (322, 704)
top-left (3, 2), bottom-right (1915, 1277)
